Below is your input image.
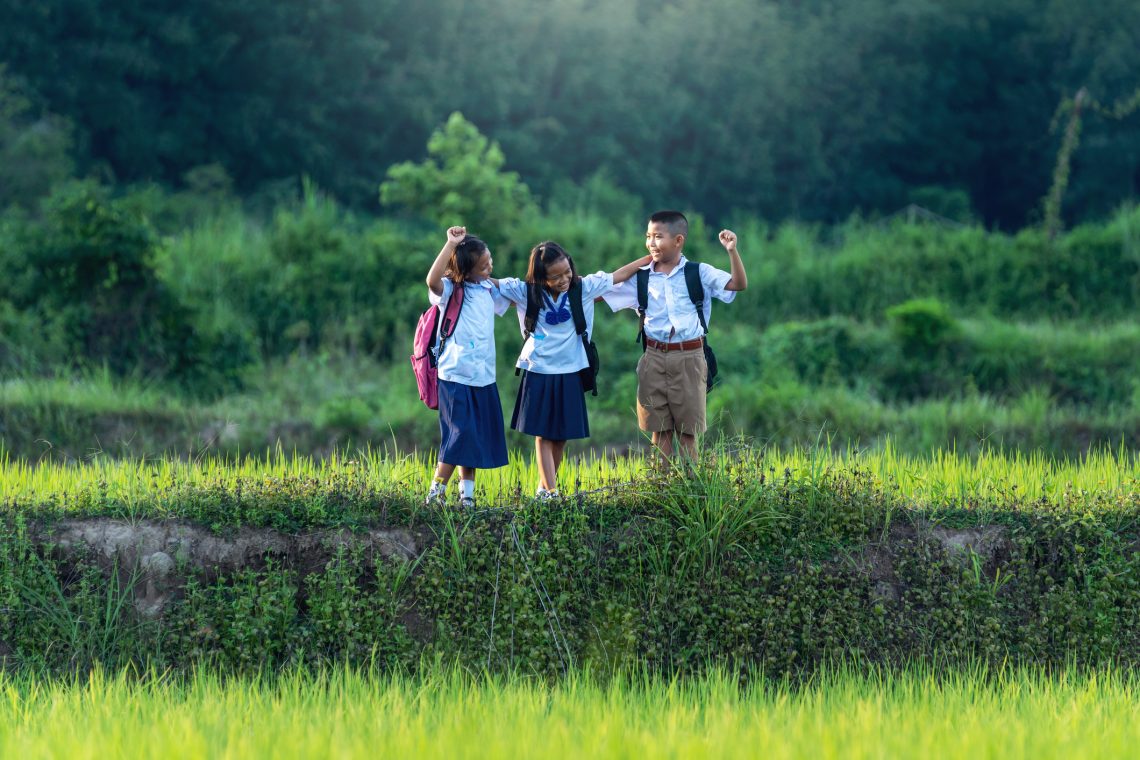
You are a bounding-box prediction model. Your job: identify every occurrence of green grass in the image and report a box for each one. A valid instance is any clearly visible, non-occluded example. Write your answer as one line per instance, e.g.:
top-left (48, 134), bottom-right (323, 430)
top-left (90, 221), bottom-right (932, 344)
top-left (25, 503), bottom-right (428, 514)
top-left (7, 343), bottom-right (1140, 462)
top-left (2, 665), bottom-right (1139, 758)
top-left (2, 443), bottom-right (1138, 524)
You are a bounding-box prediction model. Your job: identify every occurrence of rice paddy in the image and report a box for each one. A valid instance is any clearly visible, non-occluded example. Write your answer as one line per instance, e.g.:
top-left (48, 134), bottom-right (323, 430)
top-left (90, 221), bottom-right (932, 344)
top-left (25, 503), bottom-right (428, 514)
top-left (2, 665), bottom-right (1139, 759)
top-left (2, 442), bottom-right (1138, 518)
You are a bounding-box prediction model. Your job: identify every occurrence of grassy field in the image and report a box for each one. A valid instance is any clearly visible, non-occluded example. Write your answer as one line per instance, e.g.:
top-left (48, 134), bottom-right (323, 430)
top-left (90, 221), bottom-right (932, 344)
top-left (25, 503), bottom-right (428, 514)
top-left (3, 443), bottom-right (1138, 522)
top-left (2, 665), bottom-right (1139, 758)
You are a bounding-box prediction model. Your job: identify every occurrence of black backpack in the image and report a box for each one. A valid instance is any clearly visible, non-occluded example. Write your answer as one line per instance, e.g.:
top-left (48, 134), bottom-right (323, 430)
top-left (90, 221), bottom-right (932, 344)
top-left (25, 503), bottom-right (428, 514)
top-left (518, 280), bottom-right (600, 396)
top-left (636, 262), bottom-right (718, 392)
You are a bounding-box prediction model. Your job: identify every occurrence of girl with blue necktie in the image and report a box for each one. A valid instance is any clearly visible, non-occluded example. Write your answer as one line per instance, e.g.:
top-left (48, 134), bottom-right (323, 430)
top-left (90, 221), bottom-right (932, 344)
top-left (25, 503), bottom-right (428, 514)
top-left (496, 242), bottom-right (649, 499)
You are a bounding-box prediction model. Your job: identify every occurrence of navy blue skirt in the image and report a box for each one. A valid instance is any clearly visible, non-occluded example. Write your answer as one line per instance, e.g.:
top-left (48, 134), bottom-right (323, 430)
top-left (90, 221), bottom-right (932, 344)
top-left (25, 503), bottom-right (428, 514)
top-left (438, 380), bottom-right (509, 469)
top-left (511, 371), bottom-right (590, 440)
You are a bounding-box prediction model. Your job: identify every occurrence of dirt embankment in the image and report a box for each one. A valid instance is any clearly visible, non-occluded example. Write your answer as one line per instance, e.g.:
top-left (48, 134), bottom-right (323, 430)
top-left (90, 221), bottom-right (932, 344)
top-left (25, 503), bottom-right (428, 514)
top-left (35, 517), bottom-right (1012, 621)
top-left (42, 519), bottom-right (422, 618)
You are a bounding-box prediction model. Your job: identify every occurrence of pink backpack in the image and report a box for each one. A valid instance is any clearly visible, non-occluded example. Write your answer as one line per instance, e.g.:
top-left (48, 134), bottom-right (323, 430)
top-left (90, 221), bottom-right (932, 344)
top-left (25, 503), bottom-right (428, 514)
top-left (411, 285), bottom-right (465, 409)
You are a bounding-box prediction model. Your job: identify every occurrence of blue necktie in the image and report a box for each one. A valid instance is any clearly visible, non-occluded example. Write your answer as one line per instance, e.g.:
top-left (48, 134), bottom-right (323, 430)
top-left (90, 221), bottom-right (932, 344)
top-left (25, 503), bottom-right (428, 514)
top-left (543, 291), bottom-right (571, 326)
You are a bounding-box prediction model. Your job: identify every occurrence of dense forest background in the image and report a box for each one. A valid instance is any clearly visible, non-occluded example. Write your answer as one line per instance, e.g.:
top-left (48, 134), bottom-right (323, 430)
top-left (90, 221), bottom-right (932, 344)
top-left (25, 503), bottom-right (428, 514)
top-left (1, 0), bottom-right (1139, 460)
top-left (2, 0), bottom-right (1139, 227)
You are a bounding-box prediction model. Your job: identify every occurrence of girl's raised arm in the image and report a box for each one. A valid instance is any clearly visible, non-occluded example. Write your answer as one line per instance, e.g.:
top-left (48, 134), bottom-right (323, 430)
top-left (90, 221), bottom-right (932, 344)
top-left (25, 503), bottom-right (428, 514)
top-left (426, 226), bottom-right (468, 296)
top-left (611, 254), bottom-right (652, 284)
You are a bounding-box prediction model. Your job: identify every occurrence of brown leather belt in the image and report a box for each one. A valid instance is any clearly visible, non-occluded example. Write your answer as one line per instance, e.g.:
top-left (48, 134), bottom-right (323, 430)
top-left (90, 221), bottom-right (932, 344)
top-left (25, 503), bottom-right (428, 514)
top-left (645, 337), bottom-right (705, 352)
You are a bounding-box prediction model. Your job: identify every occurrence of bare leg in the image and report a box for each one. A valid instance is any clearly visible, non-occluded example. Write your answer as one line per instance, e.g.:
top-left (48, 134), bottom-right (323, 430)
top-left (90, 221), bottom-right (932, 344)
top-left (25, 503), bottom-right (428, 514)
top-left (678, 433), bottom-right (698, 462)
top-left (550, 440), bottom-right (567, 475)
top-left (432, 463), bottom-right (476, 487)
top-left (651, 430), bottom-right (675, 459)
top-left (545, 439), bottom-right (568, 493)
top-left (433, 462), bottom-right (457, 483)
top-left (536, 437), bottom-right (558, 491)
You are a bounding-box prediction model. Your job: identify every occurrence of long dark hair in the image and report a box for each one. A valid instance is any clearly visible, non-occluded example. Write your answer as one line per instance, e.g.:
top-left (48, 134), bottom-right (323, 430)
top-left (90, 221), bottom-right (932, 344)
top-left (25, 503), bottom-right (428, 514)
top-left (446, 235), bottom-right (489, 283)
top-left (525, 241), bottom-right (579, 301)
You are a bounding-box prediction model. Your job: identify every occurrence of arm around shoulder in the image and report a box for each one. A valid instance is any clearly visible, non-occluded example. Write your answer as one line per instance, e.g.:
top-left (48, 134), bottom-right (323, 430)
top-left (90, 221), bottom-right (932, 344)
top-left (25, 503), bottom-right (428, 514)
top-left (611, 254), bottom-right (652, 284)
top-left (494, 276), bottom-right (527, 306)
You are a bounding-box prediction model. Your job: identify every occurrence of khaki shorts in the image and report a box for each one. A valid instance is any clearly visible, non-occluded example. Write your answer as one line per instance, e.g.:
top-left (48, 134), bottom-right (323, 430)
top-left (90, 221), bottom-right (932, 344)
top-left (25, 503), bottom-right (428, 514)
top-left (636, 346), bottom-right (707, 434)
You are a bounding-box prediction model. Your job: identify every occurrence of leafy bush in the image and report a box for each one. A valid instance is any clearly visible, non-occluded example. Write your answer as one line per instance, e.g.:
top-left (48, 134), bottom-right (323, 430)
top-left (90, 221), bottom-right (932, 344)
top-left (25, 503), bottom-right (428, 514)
top-left (0, 182), bottom-right (254, 393)
top-left (887, 298), bottom-right (961, 355)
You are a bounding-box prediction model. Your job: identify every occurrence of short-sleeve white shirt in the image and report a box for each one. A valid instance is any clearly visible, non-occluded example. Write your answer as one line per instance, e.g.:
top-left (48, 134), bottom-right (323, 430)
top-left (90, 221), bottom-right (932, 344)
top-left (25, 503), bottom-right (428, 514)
top-left (428, 278), bottom-right (512, 387)
top-left (498, 271), bottom-right (614, 374)
top-left (602, 256), bottom-right (735, 342)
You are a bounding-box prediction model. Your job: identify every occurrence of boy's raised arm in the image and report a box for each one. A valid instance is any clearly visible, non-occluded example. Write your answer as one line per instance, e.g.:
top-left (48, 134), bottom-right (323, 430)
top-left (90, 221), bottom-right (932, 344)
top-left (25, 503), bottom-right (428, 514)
top-left (611, 254), bottom-right (652, 284)
top-left (718, 229), bottom-right (748, 291)
top-left (426, 226), bottom-right (467, 296)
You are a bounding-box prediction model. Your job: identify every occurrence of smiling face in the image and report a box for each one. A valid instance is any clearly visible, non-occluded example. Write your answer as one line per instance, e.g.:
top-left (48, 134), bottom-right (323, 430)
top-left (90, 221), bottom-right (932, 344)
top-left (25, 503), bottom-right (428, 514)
top-left (645, 221), bottom-right (684, 266)
top-left (543, 256), bottom-right (573, 294)
top-left (466, 250), bottom-right (493, 282)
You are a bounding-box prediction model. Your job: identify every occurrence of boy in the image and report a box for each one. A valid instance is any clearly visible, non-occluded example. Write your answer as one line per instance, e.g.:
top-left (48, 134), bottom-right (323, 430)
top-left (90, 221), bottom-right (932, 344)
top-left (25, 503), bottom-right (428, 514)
top-left (604, 210), bottom-right (748, 460)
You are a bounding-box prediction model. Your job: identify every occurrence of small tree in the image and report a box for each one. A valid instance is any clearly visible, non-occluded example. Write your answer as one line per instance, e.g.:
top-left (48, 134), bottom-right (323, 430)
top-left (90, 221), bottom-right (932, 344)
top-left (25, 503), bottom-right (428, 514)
top-left (380, 112), bottom-right (534, 238)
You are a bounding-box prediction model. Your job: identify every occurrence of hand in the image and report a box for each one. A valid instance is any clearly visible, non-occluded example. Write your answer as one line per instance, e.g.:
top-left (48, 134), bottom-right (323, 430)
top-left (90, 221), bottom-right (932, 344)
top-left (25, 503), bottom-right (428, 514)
top-left (718, 229), bottom-right (738, 253)
top-left (446, 226), bottom-right (467, 246)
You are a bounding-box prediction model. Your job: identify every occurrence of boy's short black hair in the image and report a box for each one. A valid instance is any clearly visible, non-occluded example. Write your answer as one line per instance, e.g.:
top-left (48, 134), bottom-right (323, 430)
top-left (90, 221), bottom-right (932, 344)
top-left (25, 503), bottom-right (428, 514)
top-left (648, 210), bottom-right (688, 238)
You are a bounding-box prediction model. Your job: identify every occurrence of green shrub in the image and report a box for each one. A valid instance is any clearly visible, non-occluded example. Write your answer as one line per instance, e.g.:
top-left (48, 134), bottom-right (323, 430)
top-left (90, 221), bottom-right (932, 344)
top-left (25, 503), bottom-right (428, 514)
top-left (302, 545), bottom-right (416, 668)
top-left (0, 182), bottom-right (254, 393)
top-left (168, 564), bottom-right (300, 671)
top-left (886, 298), bottom-right (961, 356)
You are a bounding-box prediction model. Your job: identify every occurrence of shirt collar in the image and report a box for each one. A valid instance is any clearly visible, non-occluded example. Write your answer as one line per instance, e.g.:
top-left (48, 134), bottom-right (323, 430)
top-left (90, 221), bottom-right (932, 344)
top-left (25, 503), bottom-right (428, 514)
top-left (647, 254), bottom-right (689, 277)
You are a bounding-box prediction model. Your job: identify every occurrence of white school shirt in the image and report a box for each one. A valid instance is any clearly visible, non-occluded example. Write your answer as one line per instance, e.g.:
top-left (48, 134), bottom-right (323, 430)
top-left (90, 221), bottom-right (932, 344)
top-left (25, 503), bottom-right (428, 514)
top-left (602, 255), bottom-right (735, 342)
top-left (497, 272), bottom-right (614, 374)
top-left (428, 278), bottom-right (512, 387)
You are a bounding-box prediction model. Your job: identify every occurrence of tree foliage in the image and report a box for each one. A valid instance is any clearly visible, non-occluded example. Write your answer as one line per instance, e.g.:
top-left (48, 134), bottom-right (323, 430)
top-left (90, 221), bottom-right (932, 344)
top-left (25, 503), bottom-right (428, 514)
top-left (380, 112), bottom-right (534, 238)
top-left (0, 0), bottom-right (1137, 226)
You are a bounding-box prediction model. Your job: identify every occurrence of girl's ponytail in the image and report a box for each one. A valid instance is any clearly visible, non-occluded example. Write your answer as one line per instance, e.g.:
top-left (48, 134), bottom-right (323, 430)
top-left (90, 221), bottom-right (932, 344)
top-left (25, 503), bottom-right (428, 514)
top-left (447, 235), bottom-right (489, 282)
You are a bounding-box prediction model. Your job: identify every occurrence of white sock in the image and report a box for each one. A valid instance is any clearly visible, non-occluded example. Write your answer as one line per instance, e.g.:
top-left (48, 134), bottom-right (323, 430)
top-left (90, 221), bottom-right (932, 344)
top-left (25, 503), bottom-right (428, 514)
top-left (459, 479), bottom-right (475, 499)
top-left (427, 479), bottom-right (446, 498)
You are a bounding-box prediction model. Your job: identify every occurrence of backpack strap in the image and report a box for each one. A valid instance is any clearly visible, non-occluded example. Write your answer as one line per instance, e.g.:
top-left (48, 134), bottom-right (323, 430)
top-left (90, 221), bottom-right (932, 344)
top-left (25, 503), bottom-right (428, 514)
top-left (567, 280), bottom-right (587, 337)
top-left (568, 280), bottom-right (599, 397)
top-left (523, 283), bottom-right (541, 337)
top-left (683, 261), bottom-right (709, 336)
top-left (437, 280), bottom-right (465, 356)
top-left (517, 283), bottom-right (542, 378)
top-left (635, 268), bottom-right (649, 351)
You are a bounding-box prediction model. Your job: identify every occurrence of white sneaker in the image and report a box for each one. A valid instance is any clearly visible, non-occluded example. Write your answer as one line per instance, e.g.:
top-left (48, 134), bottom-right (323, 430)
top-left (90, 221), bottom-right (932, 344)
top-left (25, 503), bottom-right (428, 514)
top-left (459, 496), bottom-right (476, 510)
top-left (425, 483), bottom-right (446, 507)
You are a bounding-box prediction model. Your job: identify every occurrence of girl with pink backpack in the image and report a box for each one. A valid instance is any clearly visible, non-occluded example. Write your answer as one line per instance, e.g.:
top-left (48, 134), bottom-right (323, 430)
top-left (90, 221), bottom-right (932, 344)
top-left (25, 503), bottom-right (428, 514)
top-left (423, 226), bottom-right (512, 509)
